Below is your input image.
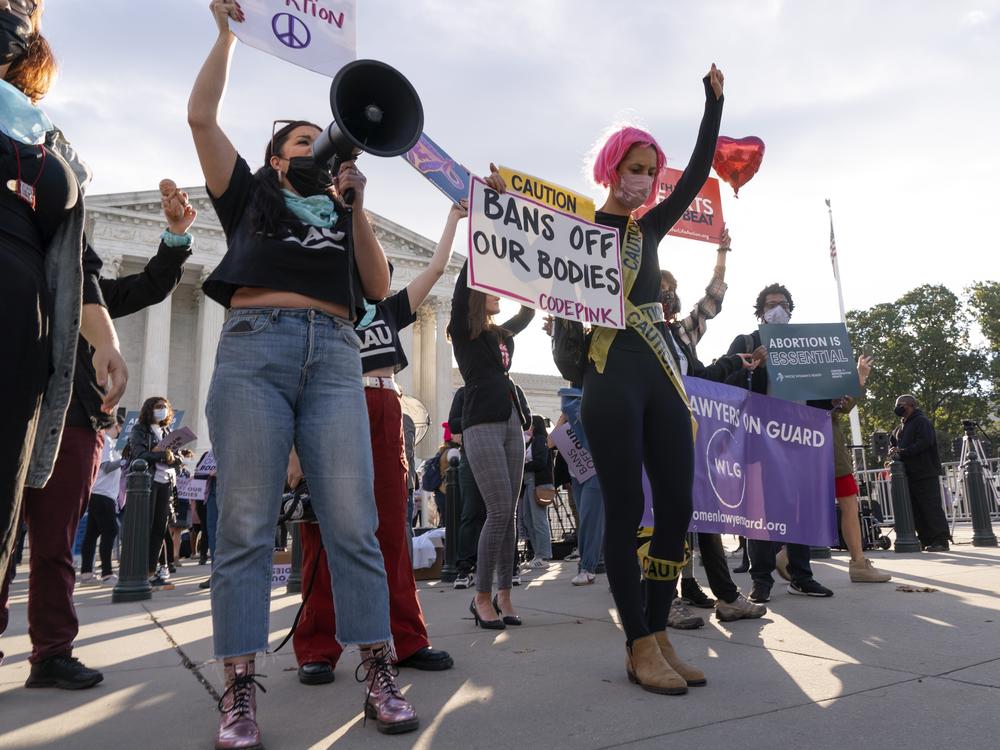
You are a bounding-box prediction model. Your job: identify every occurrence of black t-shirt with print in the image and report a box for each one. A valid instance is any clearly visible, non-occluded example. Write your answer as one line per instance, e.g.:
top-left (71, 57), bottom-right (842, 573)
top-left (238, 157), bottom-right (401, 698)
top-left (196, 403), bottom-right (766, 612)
top-left (357, 288), bottom-right (417, 374)
top-left (202, 155), bottom-right (364, 317)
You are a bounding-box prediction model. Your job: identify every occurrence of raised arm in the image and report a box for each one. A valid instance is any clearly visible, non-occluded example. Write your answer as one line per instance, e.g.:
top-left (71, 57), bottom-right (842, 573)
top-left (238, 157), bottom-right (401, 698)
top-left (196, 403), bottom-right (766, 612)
top-left (334, 161), bottom-right (390, 300)
top-left (642, 65), bottom-right (725, 241)
top-left (500, 306), bottom-right (536, 336)
top-left (187, 1), bottom-right (242, 198)
top-left (406, 201), bottom-right (467, 312)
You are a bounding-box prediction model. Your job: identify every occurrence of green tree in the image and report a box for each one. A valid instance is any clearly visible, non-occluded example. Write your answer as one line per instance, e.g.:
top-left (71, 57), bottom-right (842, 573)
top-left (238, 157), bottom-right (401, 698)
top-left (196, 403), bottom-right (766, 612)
top-left (846, 285), bottom-right (990, 443)
top-left (968, 280), bottom-right (1000, 410)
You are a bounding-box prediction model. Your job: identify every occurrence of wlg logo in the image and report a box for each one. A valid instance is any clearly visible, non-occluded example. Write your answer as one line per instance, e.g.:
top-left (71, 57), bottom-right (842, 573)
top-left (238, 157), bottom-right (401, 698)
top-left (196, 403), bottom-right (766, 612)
top-left (271, 13), bottom-right (311, 49)
top-left (706, 427), bottom-right (746, 509)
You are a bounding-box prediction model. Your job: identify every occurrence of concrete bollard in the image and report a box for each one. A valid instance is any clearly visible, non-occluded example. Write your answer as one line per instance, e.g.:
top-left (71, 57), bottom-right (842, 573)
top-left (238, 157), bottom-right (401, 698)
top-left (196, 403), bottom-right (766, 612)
top-left (888, 460), bottom-right (922, 552)
top-left (964, 450), bottom-right (999, 547)
top-left (286, 522), bottom-right (303, 594)
top-left (112, 460), bottom-right (153, 603)
top-left (440, 455), bottom-right (461, 583)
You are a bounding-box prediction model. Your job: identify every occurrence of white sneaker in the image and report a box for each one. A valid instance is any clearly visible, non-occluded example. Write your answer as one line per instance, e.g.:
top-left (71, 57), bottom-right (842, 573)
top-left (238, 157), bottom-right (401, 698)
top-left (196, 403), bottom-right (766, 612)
top-left (156, 565), bottom-right (171, 581)
top-left (453, 573), bottom-right (473, 590)
top-left (78, 572), bottom-right (96, 584)
top-left (100, 574), bottom-right (118, 587)
top-left (525, 558), bottom-right (549, 570)
top-left (571, 570), bottom-right (595, 586)
top-left (564, 549), bottom-right (581, 562)
top-left (511, 573), bottom-right (521, 587)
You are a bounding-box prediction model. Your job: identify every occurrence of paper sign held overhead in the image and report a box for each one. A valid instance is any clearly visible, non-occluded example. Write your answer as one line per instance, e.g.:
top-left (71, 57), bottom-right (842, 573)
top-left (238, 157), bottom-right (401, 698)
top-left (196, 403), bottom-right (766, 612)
top-left (229, 0), bottom-right (356, 77)
top-left (467, 177), bottom-right (624, 329)
top-left (634, 167), bottom-right (724, 244)
top-left (759, 322), bottom-right (861, 401)
top-left (402, 133), bottom-right (471, 206)
top-left (498, 166), bottom-right (595, 221)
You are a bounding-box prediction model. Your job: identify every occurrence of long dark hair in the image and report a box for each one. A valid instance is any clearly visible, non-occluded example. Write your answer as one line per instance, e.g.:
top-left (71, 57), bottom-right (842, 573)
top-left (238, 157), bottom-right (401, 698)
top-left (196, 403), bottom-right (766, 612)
top-left (139, 396), bottom-right (173, 428)
top-left (466, 290), bottom-right (511, 340)
top-left (249, 120), bottom-right (323, 238)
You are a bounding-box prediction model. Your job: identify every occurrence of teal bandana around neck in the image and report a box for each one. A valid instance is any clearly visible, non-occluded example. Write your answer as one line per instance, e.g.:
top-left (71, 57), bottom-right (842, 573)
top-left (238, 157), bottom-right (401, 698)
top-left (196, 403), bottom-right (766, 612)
top-left (357, 300), bottom-right (378, 330)
top-left (0, 79), bottom-right (54, 145)
top-left (282, 189), bottom-right (337, 228)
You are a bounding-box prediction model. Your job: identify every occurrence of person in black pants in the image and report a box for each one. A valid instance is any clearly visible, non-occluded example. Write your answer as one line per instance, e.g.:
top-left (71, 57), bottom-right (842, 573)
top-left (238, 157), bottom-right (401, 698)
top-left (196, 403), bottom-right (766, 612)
top-left (890, 395), bottom-right (950, 550)
top-left (80, 415), bottom-right (126, 584)
top-left (448, 387), bottom-right (486, 590)
top-left (725, 283), bottom-right (834, 603)
top-left (581, 65), bottom-right (724, 696)
top-left (128, 397), bottom-right (184, 589)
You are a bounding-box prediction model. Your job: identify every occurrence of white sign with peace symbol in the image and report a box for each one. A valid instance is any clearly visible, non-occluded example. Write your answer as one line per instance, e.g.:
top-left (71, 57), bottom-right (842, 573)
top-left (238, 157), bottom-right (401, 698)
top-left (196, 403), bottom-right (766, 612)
top-left (228, 0), bottom-right (356, 78)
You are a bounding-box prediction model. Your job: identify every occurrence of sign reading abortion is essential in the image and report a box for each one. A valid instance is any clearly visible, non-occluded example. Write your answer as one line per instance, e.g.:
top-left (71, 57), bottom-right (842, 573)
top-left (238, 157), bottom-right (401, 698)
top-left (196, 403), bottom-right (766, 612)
top-left (229, 0), bottom-right (356, 77)
top-left (684, 376), bottom-right (837, 546)
top-left (760, 322), bottom-right (861, 401)
top-left (467, 177), bottom-right (624, 329)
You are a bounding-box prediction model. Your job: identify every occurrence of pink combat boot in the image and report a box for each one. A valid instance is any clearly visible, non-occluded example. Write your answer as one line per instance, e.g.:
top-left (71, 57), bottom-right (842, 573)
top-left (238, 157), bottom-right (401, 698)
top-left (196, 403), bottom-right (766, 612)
top-left (215, 661), bottom-right (265, 749)
top-left (356, 644), bottom-right (419, 734)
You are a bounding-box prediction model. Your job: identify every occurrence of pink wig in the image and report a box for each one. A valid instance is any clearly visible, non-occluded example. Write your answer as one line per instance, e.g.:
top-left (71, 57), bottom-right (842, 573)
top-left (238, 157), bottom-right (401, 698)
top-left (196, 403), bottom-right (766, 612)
top-left (591, 126), bottom-right (666, 209)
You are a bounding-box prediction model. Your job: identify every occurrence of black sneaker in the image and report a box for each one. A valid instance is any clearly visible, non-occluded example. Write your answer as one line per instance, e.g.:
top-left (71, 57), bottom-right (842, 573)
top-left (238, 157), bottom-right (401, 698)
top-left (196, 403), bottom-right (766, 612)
top-left (788, 579), bottom-right (834, 597)
top-left (149, 575), bottom-right (175, 591)
top-left (681, 578), bottom-right (716, 609)
top-left (25, 655), bottom-right (103, 690)
top-left (198, 577), bottom-right (212, 590)
top-left (925, 543), bottom-right (950, 552)
top-left (298, 661), bottom-right (335, 685)
top-left (395, 647), bottom-right (454, 671)
top-left (748, 581), bottom-right (772, 603)
top-left (453, 573), bottom-right (473, 590)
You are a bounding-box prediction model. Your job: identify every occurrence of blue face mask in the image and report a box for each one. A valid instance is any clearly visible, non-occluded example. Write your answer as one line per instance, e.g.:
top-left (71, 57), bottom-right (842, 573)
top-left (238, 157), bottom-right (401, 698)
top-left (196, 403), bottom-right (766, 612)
top-left (357, 300), bottom-right (378, 330)
top-left (282, 189), bottom-right (337, 228)
top-left (0, 78), bottom-right (53, 145)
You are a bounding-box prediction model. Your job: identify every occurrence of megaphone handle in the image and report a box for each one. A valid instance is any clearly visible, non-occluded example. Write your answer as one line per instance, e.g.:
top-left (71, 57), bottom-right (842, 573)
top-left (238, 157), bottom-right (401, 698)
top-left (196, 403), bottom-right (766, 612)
top-left (343, 187), bottom-right (356, 205)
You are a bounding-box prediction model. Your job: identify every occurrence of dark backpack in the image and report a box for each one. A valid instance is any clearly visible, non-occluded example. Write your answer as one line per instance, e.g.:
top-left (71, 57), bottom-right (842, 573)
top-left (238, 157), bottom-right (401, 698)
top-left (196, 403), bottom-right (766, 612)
top-left (420, 453), bottom-right (443, 492)
top-left (551, 318), bottom-right (588, 384)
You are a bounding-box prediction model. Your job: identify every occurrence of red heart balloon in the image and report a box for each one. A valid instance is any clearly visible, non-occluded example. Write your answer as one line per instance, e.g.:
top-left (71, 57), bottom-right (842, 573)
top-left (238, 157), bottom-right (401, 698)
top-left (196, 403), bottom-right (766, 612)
top-left (713, 136), bottom-right (765, 197)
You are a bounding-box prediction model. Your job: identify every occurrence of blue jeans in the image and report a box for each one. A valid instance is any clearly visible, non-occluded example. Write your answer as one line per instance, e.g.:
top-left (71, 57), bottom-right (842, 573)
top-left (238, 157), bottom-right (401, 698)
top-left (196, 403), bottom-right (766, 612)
top-left (519, 473), bottom-right (552, 559)
top-left (204, 479), bottom-right (218, 562)
top-left (560, 388), bottom-right (605, 573)
top-left (207, 308), bottom-right (390, 658)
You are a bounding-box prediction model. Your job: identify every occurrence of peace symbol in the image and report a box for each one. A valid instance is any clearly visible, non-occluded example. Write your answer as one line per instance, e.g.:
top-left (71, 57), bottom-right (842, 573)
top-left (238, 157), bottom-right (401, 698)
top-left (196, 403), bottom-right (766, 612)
top-left (271, 13), bottom-right (311, 50)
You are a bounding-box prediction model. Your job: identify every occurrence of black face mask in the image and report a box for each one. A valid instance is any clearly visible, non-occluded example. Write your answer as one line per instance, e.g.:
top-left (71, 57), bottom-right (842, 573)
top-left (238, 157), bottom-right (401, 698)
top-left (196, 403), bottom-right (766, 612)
top-left (894, 405), bottom-right (907, 418)
top-left (283, 156), bottom-right (334, 197)
top-left (659, 290), bottom-right (681, 316)
top-left (0, 5), bottom-right (33, 65)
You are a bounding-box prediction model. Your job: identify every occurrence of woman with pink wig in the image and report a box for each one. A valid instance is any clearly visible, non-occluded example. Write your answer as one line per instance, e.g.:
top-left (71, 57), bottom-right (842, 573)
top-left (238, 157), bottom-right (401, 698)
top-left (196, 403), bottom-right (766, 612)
top-left (581, 64), bottom-right (724, 696)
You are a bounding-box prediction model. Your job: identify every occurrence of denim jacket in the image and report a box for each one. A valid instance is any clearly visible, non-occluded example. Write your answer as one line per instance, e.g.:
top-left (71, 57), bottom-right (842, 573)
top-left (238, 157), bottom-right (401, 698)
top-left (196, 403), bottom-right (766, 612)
top-left (26, 128), bottom-right (93, 488)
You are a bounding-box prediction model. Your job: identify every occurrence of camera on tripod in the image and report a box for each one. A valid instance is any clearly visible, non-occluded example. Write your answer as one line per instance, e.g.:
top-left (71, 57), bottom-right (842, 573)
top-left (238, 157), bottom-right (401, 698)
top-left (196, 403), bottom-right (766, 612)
top-left (962, 419), bottom-right (980, 436)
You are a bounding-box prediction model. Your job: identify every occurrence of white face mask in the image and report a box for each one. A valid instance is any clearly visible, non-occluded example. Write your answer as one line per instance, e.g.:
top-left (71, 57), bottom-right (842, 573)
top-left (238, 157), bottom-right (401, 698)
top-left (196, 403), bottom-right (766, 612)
top-left (153, 408), bottom-right (168, 423)
top-left (763, 306), bottom-right (791, 325)
top-left (613, 174), bottom-right (655, 210)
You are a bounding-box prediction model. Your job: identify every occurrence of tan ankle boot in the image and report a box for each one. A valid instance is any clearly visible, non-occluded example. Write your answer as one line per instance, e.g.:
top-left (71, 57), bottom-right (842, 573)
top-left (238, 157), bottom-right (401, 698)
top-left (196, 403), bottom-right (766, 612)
top-left (626, 634), bottom-right (688, 695)
top-left (653, 630), bottom-right (706, 686)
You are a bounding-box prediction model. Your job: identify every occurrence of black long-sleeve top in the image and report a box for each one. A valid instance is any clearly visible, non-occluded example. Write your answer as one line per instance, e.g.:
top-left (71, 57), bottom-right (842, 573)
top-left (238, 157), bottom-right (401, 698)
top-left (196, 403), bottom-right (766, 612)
top-left (524, 429), bottom-right (554, 485)
top-left (890, 409), bottom-right (942, 479)
top-left (449, 259), bottom-right (535, 430)
top-left (670, 323), bottom-right (743, 383)
top-left (594, 77), bottom-right (723, 352)
top-left (66, 241), bottom-right (192, 431)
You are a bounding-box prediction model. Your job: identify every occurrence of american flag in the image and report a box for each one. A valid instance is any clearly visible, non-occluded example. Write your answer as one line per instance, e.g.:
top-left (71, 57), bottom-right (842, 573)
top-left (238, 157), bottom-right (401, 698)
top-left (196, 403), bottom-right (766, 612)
top-left (825, 198), bottom-right (838, 274)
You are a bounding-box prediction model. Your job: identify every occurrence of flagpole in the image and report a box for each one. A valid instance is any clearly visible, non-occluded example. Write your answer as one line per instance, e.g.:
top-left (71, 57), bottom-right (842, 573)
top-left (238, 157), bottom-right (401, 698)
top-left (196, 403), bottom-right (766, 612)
top-left (826, 199), bottom-right (866, 469)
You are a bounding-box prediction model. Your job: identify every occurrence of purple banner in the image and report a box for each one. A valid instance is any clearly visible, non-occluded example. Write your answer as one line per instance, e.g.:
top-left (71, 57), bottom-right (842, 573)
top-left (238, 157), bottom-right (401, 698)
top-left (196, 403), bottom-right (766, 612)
top-left (684, 376), bottom-right (837, 545)
top-left (402, 133), bottom-right (471, 206)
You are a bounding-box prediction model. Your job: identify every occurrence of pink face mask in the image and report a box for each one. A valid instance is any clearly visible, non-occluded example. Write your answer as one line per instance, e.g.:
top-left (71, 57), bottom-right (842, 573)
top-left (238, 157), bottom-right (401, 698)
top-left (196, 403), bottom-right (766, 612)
top-left (613, 173), bottom-right (655, 210)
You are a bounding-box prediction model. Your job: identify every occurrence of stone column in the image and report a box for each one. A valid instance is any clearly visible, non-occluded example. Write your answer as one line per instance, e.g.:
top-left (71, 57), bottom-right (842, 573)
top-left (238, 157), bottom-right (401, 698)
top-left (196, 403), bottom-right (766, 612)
top-left (435, 300), bottom-right (453, 433)
top-left (139, 292), bottom-right (172, 402)
top-left (419, 305), bottom-right (437, 440)
top-left (193, 270), bottom-right (226, 451)
top-left (411, 317), bottom-right (423, 402)
top-left (396, 324), bottom-right (415, 397)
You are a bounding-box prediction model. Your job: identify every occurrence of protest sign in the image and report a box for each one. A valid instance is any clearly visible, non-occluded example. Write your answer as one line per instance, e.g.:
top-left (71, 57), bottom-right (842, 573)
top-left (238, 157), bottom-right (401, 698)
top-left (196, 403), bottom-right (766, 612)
top-left (115, 410), bottom-right (139, 451)
top-left (402, 133), bottom-right (471, 205)
top-left (498, 166), bottom-right (595, 221)
top-left (195, 450), bottom-right (217, 478)
top-left (467, 177), bottom-right (624, 328)
top-left (549, 422), bottom-right (596, 482)
top-left (229, 0), bottom-right (356, 77)
top-left (153, 426), bottom-right (198, 453)
top-left (176, 477), bottom-right (209, 502)
top-left (759, 322), bottom-right (861, 401)
top-left (641, 377), bottom-right (837, 545)
top-left (634, 167), bottom-right (724, 244)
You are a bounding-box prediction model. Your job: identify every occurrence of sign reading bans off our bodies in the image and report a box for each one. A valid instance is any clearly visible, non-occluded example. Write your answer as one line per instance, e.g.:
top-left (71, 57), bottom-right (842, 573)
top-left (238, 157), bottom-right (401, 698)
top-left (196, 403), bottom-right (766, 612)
top-left (467, 177), bottom-right (624, 329)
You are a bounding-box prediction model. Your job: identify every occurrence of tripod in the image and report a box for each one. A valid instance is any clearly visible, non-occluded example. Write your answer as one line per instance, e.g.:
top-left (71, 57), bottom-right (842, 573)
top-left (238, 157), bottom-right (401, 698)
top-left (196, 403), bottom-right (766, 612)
top-left (952, 425), bottom-right (1000, 532)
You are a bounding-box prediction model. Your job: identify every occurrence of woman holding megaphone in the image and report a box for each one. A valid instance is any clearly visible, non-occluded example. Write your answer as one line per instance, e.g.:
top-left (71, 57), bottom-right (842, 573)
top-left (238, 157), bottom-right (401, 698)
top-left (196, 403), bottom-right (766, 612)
top-left (580, 65), bottom-right (724, 696)
top-left (188, 2), bottom-right (416, 745)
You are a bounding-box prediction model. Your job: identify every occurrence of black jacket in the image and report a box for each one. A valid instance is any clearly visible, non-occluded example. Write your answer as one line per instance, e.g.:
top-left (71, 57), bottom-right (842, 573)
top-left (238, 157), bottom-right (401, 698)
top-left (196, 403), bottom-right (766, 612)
top-left (524, 429), bottom-right (553, 485)
top-left (67, 241), bottom-right (192, 431)
top-left (449, 260), bottom-right (535, 431)
top-left (127, 422), bottom-right (182, 479)
top-left (448, 383), bottom-right (532, 437)
top-left (670, 323), bottom-right (744, 384)
top-left (890, 409), bottom-right (942, 479)
top-left (725, 330), bottom-right (767, 393)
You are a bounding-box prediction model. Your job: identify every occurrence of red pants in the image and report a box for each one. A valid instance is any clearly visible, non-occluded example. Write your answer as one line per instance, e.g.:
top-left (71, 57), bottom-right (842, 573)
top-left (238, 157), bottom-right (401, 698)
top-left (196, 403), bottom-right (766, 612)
top-left (293, 388), bottom-right (429, 666)
top-left (0, 427), bottom-right (102, 663)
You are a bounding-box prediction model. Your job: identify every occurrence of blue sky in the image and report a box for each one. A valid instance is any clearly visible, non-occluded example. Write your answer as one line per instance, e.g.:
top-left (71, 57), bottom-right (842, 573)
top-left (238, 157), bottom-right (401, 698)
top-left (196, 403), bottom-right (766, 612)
top-left (39, 1), bottom-right (1000, 376)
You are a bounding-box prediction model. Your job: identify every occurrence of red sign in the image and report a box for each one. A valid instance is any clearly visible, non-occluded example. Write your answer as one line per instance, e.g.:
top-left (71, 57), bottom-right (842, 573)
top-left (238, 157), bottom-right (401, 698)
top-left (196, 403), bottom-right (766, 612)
top-left (634, 167), bottom-right (724, 244)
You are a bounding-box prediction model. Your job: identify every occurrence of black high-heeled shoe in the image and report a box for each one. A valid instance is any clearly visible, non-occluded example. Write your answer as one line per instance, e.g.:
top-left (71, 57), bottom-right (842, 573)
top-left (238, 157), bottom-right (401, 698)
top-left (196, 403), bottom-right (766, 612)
top-left (470, 599), bottom-right (505, 630)
top-left (492, 595), bottom-right (522, 626)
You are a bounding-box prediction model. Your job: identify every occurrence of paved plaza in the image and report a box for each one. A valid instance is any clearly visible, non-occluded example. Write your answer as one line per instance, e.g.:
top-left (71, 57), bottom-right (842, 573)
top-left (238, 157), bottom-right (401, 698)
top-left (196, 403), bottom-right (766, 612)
top-left (2, 526), bottom-right (998, 749)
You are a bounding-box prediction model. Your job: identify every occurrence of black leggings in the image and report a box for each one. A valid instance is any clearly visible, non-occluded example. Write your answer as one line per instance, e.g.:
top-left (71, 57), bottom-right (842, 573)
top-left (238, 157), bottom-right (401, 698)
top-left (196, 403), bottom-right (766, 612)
top-left (81, 493), bottom-right (118, 577)
top-left (583, 343), bottom-right (694, 643)
top-left (148, 481), bottom-right (172, 575)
